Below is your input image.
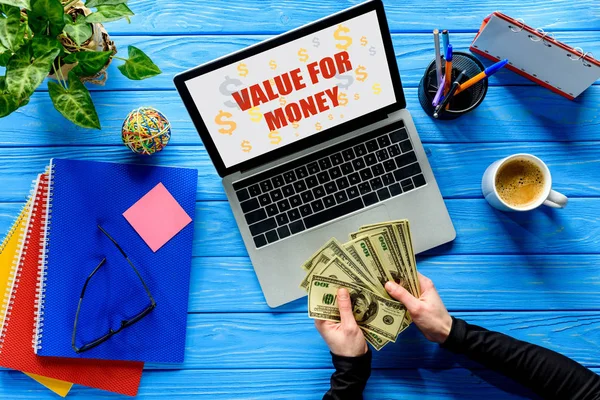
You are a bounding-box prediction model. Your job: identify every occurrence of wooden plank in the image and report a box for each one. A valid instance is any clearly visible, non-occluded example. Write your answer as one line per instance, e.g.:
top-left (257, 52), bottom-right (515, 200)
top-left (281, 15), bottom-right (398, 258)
top-left (1, 198), bottom-right (600, 257)
top-left (187, 254), bottom-right (600, 313)
top-left (104, 0), bottom-right (600, 34)
top-left (3, 197), bottom-right (599, 312)
top-left (147, 311), bottom-right (600, 369)
top-left (0, 366), bottom-right (571, 399)
top-left (0, 141), bottom-right (599, 201)
top-left (8, 32), bottom-right (597, 93)
top-left (2, 86), bottom-right (599, 147)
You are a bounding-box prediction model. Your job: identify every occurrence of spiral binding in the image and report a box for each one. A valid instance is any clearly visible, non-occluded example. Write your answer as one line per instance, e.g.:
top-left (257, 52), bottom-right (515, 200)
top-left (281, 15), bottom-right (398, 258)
top-left (507, 18), bottom-right (595, 68)
top-left (33, 170), bottom-right (52, 353)
top-left (0, 182), bottom-right (36, 354)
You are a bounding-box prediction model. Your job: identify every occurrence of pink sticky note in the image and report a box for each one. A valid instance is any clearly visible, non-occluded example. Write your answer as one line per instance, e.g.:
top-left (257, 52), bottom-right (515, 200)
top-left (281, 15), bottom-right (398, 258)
top-left (123, 182), bottom-right (192, 252)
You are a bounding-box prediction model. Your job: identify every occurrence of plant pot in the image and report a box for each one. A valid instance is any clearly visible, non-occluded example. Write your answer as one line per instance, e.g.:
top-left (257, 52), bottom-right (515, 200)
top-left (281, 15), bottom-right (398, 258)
top-left (47, 1), bottom-right (117, 85)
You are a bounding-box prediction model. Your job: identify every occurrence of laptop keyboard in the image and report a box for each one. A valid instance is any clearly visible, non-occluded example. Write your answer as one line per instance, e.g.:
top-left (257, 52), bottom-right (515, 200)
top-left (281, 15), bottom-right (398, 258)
top-left (232, 121), bottom-right (427, 248)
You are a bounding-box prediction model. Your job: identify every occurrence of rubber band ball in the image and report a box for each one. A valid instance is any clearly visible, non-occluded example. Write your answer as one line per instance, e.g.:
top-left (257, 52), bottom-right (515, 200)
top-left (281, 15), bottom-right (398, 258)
top-left (122, 107), bottom-right (171, 155)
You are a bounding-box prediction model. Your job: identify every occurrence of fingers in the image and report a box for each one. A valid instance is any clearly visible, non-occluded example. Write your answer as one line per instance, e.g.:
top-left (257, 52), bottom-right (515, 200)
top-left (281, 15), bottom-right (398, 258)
top-left (314, 318), bottom-right (336, 333)
top-left (314, 319), bottom-right (326, 332)
top-left (337, 288), bottom-right (358, 329)
top-left (385, 281), bottom-right (420, 312)
top-left (417, 272), bottom-right (434, 291)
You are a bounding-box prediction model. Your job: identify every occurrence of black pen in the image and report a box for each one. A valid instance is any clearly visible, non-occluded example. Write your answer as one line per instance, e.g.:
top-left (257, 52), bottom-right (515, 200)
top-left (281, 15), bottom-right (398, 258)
top-left (433, 70), bottom-right (467, 118)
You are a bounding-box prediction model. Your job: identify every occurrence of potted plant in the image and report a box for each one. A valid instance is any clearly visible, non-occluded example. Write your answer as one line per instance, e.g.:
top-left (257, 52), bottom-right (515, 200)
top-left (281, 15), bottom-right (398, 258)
top-left (0, 0), bottom-right (161, 129)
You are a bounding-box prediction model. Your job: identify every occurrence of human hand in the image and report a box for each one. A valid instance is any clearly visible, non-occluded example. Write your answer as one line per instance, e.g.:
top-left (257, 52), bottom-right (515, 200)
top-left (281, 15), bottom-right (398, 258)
top-left (314, 288), bottom-right (368, 357)
top-left (385, 272), bottom-right (452, 344)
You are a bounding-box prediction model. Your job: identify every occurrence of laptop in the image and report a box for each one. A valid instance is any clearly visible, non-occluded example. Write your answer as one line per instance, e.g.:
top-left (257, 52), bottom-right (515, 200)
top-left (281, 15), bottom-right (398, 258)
top-left (174, 0), bottom-right (456, 308)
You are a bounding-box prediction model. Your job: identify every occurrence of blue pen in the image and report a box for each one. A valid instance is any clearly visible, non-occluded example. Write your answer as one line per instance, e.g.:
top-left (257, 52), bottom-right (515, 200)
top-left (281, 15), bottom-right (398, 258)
top-left (456, 59), bottom-right (509, 94)
top-left (443, 44), bottom-right (453, 95)
top-left (434, 70), bottom-right (467, 117)
top-left (441, 30), bottom-right (449, 56)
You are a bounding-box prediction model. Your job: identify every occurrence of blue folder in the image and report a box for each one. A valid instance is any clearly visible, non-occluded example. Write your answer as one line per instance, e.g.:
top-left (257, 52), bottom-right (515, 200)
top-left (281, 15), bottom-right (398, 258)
top-left (37, 159), bottom-right (197, 363)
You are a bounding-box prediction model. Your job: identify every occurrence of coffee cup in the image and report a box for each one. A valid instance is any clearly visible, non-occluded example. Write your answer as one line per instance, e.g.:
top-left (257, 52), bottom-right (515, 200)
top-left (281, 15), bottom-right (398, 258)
top-left (481, 154), bottom-right (568, 212)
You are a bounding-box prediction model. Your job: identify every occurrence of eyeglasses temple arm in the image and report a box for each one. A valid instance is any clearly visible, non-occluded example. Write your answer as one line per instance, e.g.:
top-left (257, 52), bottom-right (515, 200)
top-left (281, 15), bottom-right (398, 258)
top-left (98, 224), bottom-right (156, 307)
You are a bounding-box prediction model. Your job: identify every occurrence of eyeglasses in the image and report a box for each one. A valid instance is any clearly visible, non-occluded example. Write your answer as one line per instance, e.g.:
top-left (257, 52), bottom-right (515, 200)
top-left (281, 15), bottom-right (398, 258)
top-left (72, 225), bottom-right (156, 354)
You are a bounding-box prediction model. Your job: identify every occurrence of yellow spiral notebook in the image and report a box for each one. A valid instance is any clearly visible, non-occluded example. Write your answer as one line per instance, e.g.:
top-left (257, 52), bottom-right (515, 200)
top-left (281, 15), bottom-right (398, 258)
top-left (0, 201), bottom-right (73, 397)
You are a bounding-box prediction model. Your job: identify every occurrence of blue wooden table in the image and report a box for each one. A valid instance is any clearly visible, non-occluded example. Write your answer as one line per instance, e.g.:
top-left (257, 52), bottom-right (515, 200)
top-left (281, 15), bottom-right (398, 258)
top-left (1, 0), bottom-right (599, 398)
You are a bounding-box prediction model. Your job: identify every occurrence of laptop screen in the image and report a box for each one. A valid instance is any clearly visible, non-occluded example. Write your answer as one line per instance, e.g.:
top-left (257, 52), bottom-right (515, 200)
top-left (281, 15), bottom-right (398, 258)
top-left (183, 8), bottom-right (398, 170)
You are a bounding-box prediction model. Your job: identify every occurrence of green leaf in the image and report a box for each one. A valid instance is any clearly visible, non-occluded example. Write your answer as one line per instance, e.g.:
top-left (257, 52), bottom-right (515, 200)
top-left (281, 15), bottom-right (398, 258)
top-left (117, 45), bottom-right (161, 80)
top-left (0, 0), bottom-right (31, 10)
top-left (48, 71), bottom-right (100, 129)
top-left (28, 0), bottom-right (64, 37)
top-left (0, 5), bottom-right (22, 51)
top-left (85, 3), bottom-right (133, 23)
top-left (0, 42), bottom-right (12, 66)
top-left (85, 0), bottom-right (127, 8)
top-left (64, 50), bottom-right (111, 76)
top-left (0, 91), bottom-right (19, 117)
top-left (5, 42), bottom-right (60, 104)
top-left (63, 14), bottom-right (92, 46)
top-left (0, 72), bottom-right (24, 117)
top-left (31, 36), bottom-right (63, 58)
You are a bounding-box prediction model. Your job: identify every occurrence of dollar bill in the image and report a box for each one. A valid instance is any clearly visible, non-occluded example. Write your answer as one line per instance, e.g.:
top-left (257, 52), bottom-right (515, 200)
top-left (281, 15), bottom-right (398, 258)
top-left (362, 329), bottom-right (389, 351)
top-left (363, 316), bottom-right (411, 350)
top-left (300, 238), bottom-right (376, 292)
top-left (301, 221), bottom-right (421, 350)
top-left (344, 236), bottom-right (393, 295)
top-left (317, 257), bottom-right (380, 294)
top-left (368, 231), bottom-right (414, 326)
top-left (308, 275), bottom-right (406, 342)
top-left (396, 221), bottom-right (420, 296)
top-left (345, 234), bottom-right (412, 327)
top-left (300, 251), bottom-right (332, 291)
top-left (371, 229), bottom-right (416, 297)
top-left (343, 242), bottom-right (377, 283)
top-left (358, 223), bottom-right (418, 296)
top-left (351, 227), bottom-right (416, 296)
top-left (364, 220), bottom-right (420, 297)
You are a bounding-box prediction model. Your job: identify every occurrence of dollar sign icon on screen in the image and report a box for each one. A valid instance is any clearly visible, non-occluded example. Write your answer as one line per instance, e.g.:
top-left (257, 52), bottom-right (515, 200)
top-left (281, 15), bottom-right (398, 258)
top-left (269, 60), bottom-right (277, 70)
top-left (372, 83), bottom-right (382, 95)
top-left (269, 130), bottom-right (282, 145)
top-left (219, 75), bottom-right (243, 109)
top-left (298, 48), bottom-right (309, 62)
top-left (237, 62), bottom-right (249, 77)
top-left (248, 107), bottom-right (263, 122)
top-left (335, 73), bottom-right (354, 90)
top-left (241, 140), bottom-right (252, 152)
top-left (333, 24), bottom-right (352, 50)
top-left (315, 122), bottom-right (322, 131)
top-left (337, 92), bottom-right (348, 106)
top-left (312, 37), bottom-right (320, 47)
top-left (215, 110), bottom-right (237, 135)
top-left (355, 65), bottom-right (368, 82)
top-left (360, 36), bottom-right (368, 46)
top-left (369, 46), bottom-right (376, 56)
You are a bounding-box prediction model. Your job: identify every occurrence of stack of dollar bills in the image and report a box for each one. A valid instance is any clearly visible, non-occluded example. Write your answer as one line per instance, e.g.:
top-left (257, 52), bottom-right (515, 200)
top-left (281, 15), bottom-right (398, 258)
top-left (300, 220), bottom-right (419, 351)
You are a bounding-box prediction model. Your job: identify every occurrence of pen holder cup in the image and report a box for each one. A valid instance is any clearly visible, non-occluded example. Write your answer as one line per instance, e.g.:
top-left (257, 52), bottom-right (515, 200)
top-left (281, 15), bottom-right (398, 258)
top-left (418, 51), bottom-right (488, 120)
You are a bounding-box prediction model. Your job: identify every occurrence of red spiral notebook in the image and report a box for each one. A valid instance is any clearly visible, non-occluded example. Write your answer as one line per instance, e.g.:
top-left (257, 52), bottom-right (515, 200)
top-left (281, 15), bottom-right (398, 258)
top-left (0, 174), bottom-right (144, 396)
top-left (470, 12), bottom-right (600, 100)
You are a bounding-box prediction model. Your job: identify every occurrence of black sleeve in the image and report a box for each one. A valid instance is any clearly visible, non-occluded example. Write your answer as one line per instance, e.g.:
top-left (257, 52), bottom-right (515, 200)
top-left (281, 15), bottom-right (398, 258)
top-left (441, 317), bottom-right (600, 400)
top-left (323, 349), bottom-right (372, 400)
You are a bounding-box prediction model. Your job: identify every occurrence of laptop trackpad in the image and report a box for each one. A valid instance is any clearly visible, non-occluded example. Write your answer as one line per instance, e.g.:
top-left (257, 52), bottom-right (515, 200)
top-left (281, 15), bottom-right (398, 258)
top-left (311, 205), bottom-right (391, 240)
